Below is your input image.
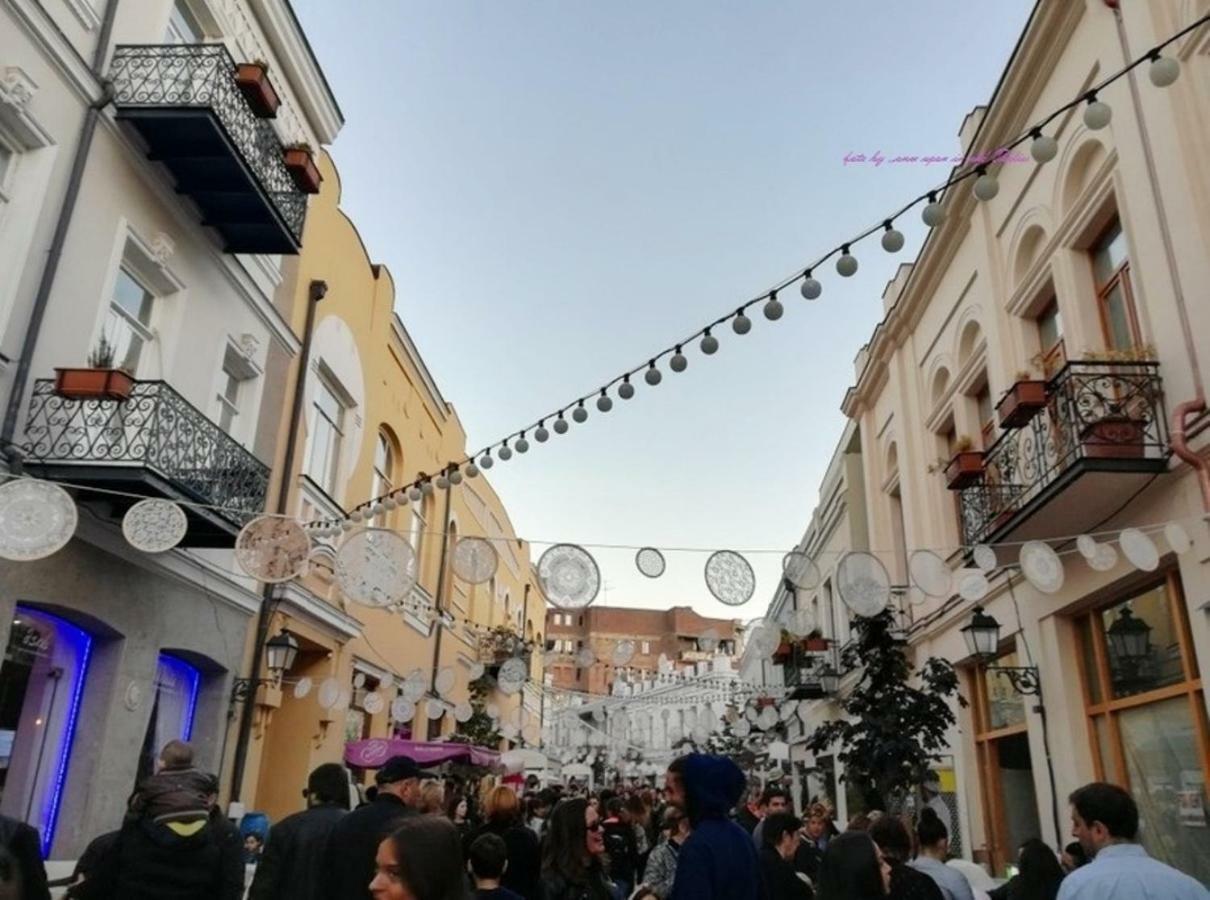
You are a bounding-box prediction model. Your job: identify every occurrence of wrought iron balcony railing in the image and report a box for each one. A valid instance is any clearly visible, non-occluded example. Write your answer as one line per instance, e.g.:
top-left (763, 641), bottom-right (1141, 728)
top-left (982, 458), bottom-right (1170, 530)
top-left (109, 44), bottom-right (306, 250)
top-left (23, 380), bottom-right (269, 537)
top-left (959, 360), bottom-right (1168, 546)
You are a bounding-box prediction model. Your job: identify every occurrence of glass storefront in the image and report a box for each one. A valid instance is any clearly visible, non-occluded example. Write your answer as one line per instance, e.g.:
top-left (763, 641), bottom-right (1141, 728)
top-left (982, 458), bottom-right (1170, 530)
top-left (0, 607), bottom-right (92, 855)
top-left (1076, 573), bottom-right (1209, 884)
top-left (136, 654), bottom-right (202, 784)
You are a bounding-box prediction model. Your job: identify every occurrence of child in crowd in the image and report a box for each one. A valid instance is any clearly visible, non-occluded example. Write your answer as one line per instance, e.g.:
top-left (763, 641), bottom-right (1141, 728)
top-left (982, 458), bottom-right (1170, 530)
top-left (468, 833), bottom-right (523, 900)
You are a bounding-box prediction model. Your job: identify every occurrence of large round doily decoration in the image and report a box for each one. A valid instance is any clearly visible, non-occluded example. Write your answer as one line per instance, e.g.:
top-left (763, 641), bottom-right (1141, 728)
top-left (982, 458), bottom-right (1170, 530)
top-left (122, 498), bottom-right (188, 553)
top-left (836, 551), bottom-right (891, 617)
top-left (704, 550), bottom-right (756, 607)
top-left (335, 527), bottom-right (416, 607)
top-left (909, 550), bottom-right (953, 599)
top-left (635, 547), bottom-right (666, 579)
top-left (496, 657), bottom-right (528, 694)
top-left (1119, 528), bottom-right (1159, 572)
top-left (1020, 541), bottom-right (1064, 594)
top-left (782, 551), bottom-right (821, 591)
top-left (452, 536), bottom-right (498, 584)
top-left (612, 640), bottom-right (636, 666)
top-left (0, 479), bottom-right (78, 561)
top-left (235, 515), bottom-right (310, 583)
top-left (745, 618), bottom-right (781, 659)
top-left (537, 543), bottom-right (600, 610)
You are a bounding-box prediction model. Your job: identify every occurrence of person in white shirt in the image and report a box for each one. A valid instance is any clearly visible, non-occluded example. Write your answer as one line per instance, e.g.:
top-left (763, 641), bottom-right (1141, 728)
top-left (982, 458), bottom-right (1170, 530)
top-left (1057, 782), bottom-right (1208, 900)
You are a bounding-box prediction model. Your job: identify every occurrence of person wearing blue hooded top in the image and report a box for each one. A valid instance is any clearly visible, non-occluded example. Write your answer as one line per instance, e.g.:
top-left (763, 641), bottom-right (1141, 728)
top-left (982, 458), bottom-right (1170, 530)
top-left (664, 754), bottom-right (767, 900)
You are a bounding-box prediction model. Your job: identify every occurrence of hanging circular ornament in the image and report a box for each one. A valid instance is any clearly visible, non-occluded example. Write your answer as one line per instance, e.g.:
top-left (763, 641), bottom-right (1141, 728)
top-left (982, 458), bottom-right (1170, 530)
top-left (704, 550), bottom-right (756, 607)
top-left (235, 515), bottom-right (310, 583)
top-left (317, 677), bottom-right (341, 710)
top-left (691, 723), bottom-right (710, 744)
top-left (454, 701), bottom-right (474, 723)
top-left (427, 701), bottom-right (446, 720)
top-left (1164, 522), bottom-right (1192, 555)
top-left (612, 640), bottom-right (636, 666)
top-left (435, 666), bottom-right (457, 697)
top-left (336, 527), bottom-right (416, 607)
top-left (757, 706), bottom-right (779, 731)
top-left (403, 669), bottom-right (427, 702)
top-left (486, 703), bottom-right (501, 721)
top-left (335, 690), bottom-right (351, 711)
top-left (635, 547), bottom-right (666, 579)
top-left (353, 672), bottom-right (366, 689)
top-left (798, 699), bottom-right (814, 723)
top-left (292, 676), bottom-right (313, 699)
top-left (909, 550), bottom-right (953, 598)
top-left (784, 607), bottom-right (816, 638)
top-left (363, 692), bottom-right (385, 715)
top-left (468, 661), bottom-right (485, 681)
top-left (1119, 528), bottom-right (1159, 572)
top-left (1087, 542), bottom-right (1119, 572)
top-left (698, 628), bottom-right (720, 652)
top-left (1076, 534), bottom-right (1098, 560)
top-left (537, 543), bottom-right (601, 610)
top-left (1020, 541), bottom-right (1064, 594)
top-left (734, 719), bottom-right (752, 738)
top-left (452, 536), bottom-right (498, 585)
top-left (122, 498), bottom-right (187, 553)
top-left (497, 658), bottom-right (528, 694)
top-left (972, 544), bottom-right (998, 572)
top-left (391, 697), bottom-right (416, 723)
top-left (745, 618), bottom-right (781, 659)
top-left (836, 551), bottom-right (891, 617)
top-left (576, 647), bottom-right (596, 668)
top-left (778, 700), bottom-right (797, 723)
top-left (958, 570), bottom-right (990, 602)
top-left (0, 478), bottom-right (78, 561)
top-left (782, 551), bottom-right (821, 591)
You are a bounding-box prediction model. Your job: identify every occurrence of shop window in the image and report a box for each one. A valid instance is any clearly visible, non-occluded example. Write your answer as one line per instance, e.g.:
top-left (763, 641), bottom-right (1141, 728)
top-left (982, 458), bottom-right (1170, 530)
top-left (136, 654), bottom-right (201, 786)
top-left (1075, 573), bottom-right (1208, 882)
top-left (0, 608), bottom-right (93, 855)
top-left (1090, 219), bottom-right (1141, 352)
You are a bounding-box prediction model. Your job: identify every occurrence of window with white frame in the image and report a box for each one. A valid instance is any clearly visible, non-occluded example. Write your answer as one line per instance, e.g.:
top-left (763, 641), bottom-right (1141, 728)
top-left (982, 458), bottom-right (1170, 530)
top-left (215, 344), bottom-right (258, 437)
top-left (305, 373), bottom-right (345, 496)
top-left (165, 0), bottom-right (204, 42)
top-left (641, 641), bottom-right (650, 655)
top-left (106, 267), bottom-right (156, 375)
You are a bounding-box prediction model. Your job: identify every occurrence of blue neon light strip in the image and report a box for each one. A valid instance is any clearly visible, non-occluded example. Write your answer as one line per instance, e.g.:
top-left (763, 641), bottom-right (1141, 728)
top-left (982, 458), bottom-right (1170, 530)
top-left (159, 655), bottom-right (201, 742)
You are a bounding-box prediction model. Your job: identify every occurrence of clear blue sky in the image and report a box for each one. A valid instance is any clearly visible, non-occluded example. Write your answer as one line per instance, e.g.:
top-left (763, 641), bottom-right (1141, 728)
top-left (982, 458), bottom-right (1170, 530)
top-left (292, 0), bottom-right (1036, 620)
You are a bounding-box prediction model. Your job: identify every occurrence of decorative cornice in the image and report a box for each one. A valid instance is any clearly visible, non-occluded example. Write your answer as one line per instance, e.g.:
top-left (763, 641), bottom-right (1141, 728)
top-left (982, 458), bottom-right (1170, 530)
top-left (252, 0), bottom-right (344, 144)
top-left (276, 581), bottom-right (363, 640)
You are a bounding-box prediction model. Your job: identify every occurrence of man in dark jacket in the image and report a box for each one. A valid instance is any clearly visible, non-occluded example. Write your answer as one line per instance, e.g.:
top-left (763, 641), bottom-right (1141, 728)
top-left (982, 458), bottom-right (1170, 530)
top-left (320, 755), bottom-right (426, 900)
top-left (666, 754), bottom-right (767, 900)
top-left (759, 813), bottom-right (813, 900)
top-left (248, 763), bottom-right (349, 900)
top-left (601, 797), bottom-right (638, 896)
top-left (0, 813), bottom-right (49, 900)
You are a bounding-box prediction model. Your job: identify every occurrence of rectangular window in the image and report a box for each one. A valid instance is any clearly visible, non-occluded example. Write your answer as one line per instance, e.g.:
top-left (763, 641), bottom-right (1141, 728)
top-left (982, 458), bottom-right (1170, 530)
top-left (0, 145), bottom-right (12, 192)
top-left (641, 641), bottom-right (650, 655)
top-left (976, 385), bottom-right (995, 450)
top-left (165, 0), bottom-right (204, 43)
top-left (106, 267), bottom-right (155, 375)
top-left (216, 347), bottom-right (246, 436)
top-left (305, 375), bottom-right (344, 495)
top-left (408, 499), bottom-right (427, 581)
top-left (1091, 220), bottom-right (1141, 352)
top-left (1036, 298), bottom-right (1064, 376)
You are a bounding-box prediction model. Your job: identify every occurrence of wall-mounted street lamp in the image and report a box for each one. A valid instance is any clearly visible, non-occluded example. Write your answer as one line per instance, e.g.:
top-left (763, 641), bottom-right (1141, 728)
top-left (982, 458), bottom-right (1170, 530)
top-left (231, 629), bottom-right (299, 703)
top-left (961, 606), bottom-right (1042, 697)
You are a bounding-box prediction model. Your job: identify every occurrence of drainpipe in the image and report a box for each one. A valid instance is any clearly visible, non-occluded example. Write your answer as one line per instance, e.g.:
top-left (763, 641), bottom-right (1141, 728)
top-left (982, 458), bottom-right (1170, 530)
top-left (0, 1), bottom-right (119, 464)
top-left (228, 277), bottom-right (327, 802)
top-left (1107, 5), bottom-right (1209, 510)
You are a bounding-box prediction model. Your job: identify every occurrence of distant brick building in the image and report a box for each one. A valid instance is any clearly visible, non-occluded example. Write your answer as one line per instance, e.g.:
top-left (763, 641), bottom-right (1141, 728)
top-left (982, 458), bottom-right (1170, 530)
top-left (545, 605), bottom-right (739, 694)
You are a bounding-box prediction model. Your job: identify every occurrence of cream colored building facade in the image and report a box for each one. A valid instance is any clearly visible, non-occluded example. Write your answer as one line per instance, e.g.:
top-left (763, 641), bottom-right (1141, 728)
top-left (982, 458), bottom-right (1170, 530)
top-left (768, 0), bottom-right (1210, 882)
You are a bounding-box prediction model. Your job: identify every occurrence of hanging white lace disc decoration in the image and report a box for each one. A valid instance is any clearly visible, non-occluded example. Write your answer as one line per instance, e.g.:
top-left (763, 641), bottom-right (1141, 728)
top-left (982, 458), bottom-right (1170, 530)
top-left (391, 697), bottom-right (416, 723)
top-left (497, 658), bottom-right (528, 694)
top-left (427, 700), bottom-right (446, 720)
top-left (782, 551), bottom-right (821, 590)
top-left (734, 719), bottom-right (752, 738)
top-left (538, 543), bottom-right (601, 609)
top-left (1087, 542), bottom-right (1119, 572)
top-left (909, 550), bottom-right (953, 598)
top-left (745, 618), bottom-right (781, 659)
top-left (1119, 528), bottom-right (1159, 572)
top-left (292, 676), bottom-right (313, 699)
top-left (705, 550), bottom-right (757, 607)
top-left (1020, 541), bottom-right (1064, 594)
top-left (1164, 522), bottom-right (1192, 555)
top-left (122, 498), bottom-right (187, 553)
top-left (635, 547), bottom-right (666, 578)
top-left (1076, 535), bottom-right (1098, 560)
top-left (452, 536), bottom-right (498, 584)
top-left (576, 647), bottom-right (596, 668)
top-left (362, 692), bottom-right (385, 715)
top-left (957, 570), bottom-right (990, 602)
top-left (612, 640), bottom-right (636, 666)
top-left (783, 608), bottom-right (815, 638)
top-left (0, 479), bottom-right (78, 561)
top-left (235, 515), bottom-right (310, 583)
top-left (402, 669), bottom-right (427, 702)
top-left (972, 544), bottom-right (998, 572)
top-left (317, 677), bottom-right (341, 710)
top-left (435, 667), bottom-right (457, 697)
top-left (336, 528), bottom-right (416, 607)
top-left (454, 701), bottom-right (474, 723)
top-left (837, 551), bottom-right (891, 617)
top-left (468, 661), bottom-right (486, 681)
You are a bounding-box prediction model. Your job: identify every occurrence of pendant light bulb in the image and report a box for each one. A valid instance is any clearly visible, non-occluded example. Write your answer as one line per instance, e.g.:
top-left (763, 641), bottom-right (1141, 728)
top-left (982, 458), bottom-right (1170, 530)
top-left (700, 330), bottom-right (719, 355)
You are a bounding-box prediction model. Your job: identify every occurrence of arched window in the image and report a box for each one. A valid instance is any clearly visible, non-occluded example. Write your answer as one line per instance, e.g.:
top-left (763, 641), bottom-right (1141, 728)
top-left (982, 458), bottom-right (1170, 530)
top-left (372, 431), bottom-right (394, 525)
top-left (408, 493), bottom-right (428, 584)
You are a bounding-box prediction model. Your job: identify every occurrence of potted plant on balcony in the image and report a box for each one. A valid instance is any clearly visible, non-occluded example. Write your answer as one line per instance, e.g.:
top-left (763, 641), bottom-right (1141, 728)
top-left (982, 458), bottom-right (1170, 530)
top-left (283, 142), bottom-right (322, 194)
top-left (996, 368), bottom-right (1049, 429)
top-left (234, 58), bottom-right (280, 118)
top-left (942, 436), bottom-right (984, 490)
top-left (1076, 346), bottom-right (1155, 460)
top-left (54, 336), bottom-right (135, 401)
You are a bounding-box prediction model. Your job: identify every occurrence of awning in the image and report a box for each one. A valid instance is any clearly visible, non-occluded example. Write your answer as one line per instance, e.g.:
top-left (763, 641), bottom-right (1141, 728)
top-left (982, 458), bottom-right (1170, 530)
top-left (344, 738), bottom-right (500, 769)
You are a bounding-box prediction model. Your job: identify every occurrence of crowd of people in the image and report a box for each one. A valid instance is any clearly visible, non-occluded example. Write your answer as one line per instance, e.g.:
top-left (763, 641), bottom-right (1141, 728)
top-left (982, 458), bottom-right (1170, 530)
top-left (0, 740), bottom-right (1204, 900)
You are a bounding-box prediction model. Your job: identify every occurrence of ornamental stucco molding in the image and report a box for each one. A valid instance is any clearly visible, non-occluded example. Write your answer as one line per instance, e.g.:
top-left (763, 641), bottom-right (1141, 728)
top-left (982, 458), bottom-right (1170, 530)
top-left (0, 66), bottom-right (37, 111)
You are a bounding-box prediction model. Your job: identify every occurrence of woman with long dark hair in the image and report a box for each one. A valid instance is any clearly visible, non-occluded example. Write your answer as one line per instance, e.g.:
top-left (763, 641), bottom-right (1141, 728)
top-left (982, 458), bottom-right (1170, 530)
top-left (988, 839), bottom-right (1064, 900)
top-left (908, 808), bottom-right (974, 900)
top-left (540, 797), bottom-right (615, 900)
top-left (447, 793), bottom-right (473, 839)
top-left (816, 831), bottom-right (891, 899)
top-left (370, 816), bottom-right (469, 900)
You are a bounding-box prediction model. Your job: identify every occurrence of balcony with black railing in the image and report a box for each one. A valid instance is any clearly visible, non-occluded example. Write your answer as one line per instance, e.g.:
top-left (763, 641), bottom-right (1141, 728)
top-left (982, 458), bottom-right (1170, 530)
top-left (109, 44), bottom-right (307, 254)
top-left (22, 379), bottom-right (269, 546)
top-left (958, 360), bottom-right (1169, 548)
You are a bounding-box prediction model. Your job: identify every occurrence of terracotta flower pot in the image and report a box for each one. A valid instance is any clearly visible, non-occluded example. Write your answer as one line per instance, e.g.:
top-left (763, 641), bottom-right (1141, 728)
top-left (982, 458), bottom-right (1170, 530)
top-left (996, 380), bottom-right (1048, 429)
top-left (801, 638), bottom-right (830, 652)
top-left (772, 641), bottom-right (793, 662)
top-left (234, 63), bottom-right (280, 118)
top-left (945, 451), bottom-right (985, 490)
top-left (283, 148), bottom-right (322, 194)
top-left (1081, 416), bottom-right (1146, 459)
top-left (54, 368), bottom-right (134, 401)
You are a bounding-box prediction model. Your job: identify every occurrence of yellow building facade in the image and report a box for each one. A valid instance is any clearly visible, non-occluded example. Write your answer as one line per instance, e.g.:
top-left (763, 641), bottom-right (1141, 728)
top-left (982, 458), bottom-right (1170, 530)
top-left (225, 152), bottom-right (546, 822)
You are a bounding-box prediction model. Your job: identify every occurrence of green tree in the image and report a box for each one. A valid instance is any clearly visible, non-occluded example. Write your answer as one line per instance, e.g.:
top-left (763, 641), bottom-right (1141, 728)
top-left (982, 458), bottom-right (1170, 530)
top-left (448, 674), bottom-right (502, 748)
top-left (805, 608), bottom-right (964, 807)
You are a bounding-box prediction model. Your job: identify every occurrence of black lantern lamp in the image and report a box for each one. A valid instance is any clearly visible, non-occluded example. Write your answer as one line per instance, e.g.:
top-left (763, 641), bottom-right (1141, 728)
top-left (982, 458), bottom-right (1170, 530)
top-left (962, 606), bottom-right (1042, 697)
top-left (820, 667), bottom-right (842, 695)
top-left (232, 629), bottom-right (300, 703)
top-left (1106, 607), bottom-right (1152, 664)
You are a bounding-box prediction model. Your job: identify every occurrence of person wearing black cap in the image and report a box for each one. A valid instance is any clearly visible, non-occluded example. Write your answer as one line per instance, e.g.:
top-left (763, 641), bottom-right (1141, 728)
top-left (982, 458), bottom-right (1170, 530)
top-left (320, 756), bottom-right (427, 900)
